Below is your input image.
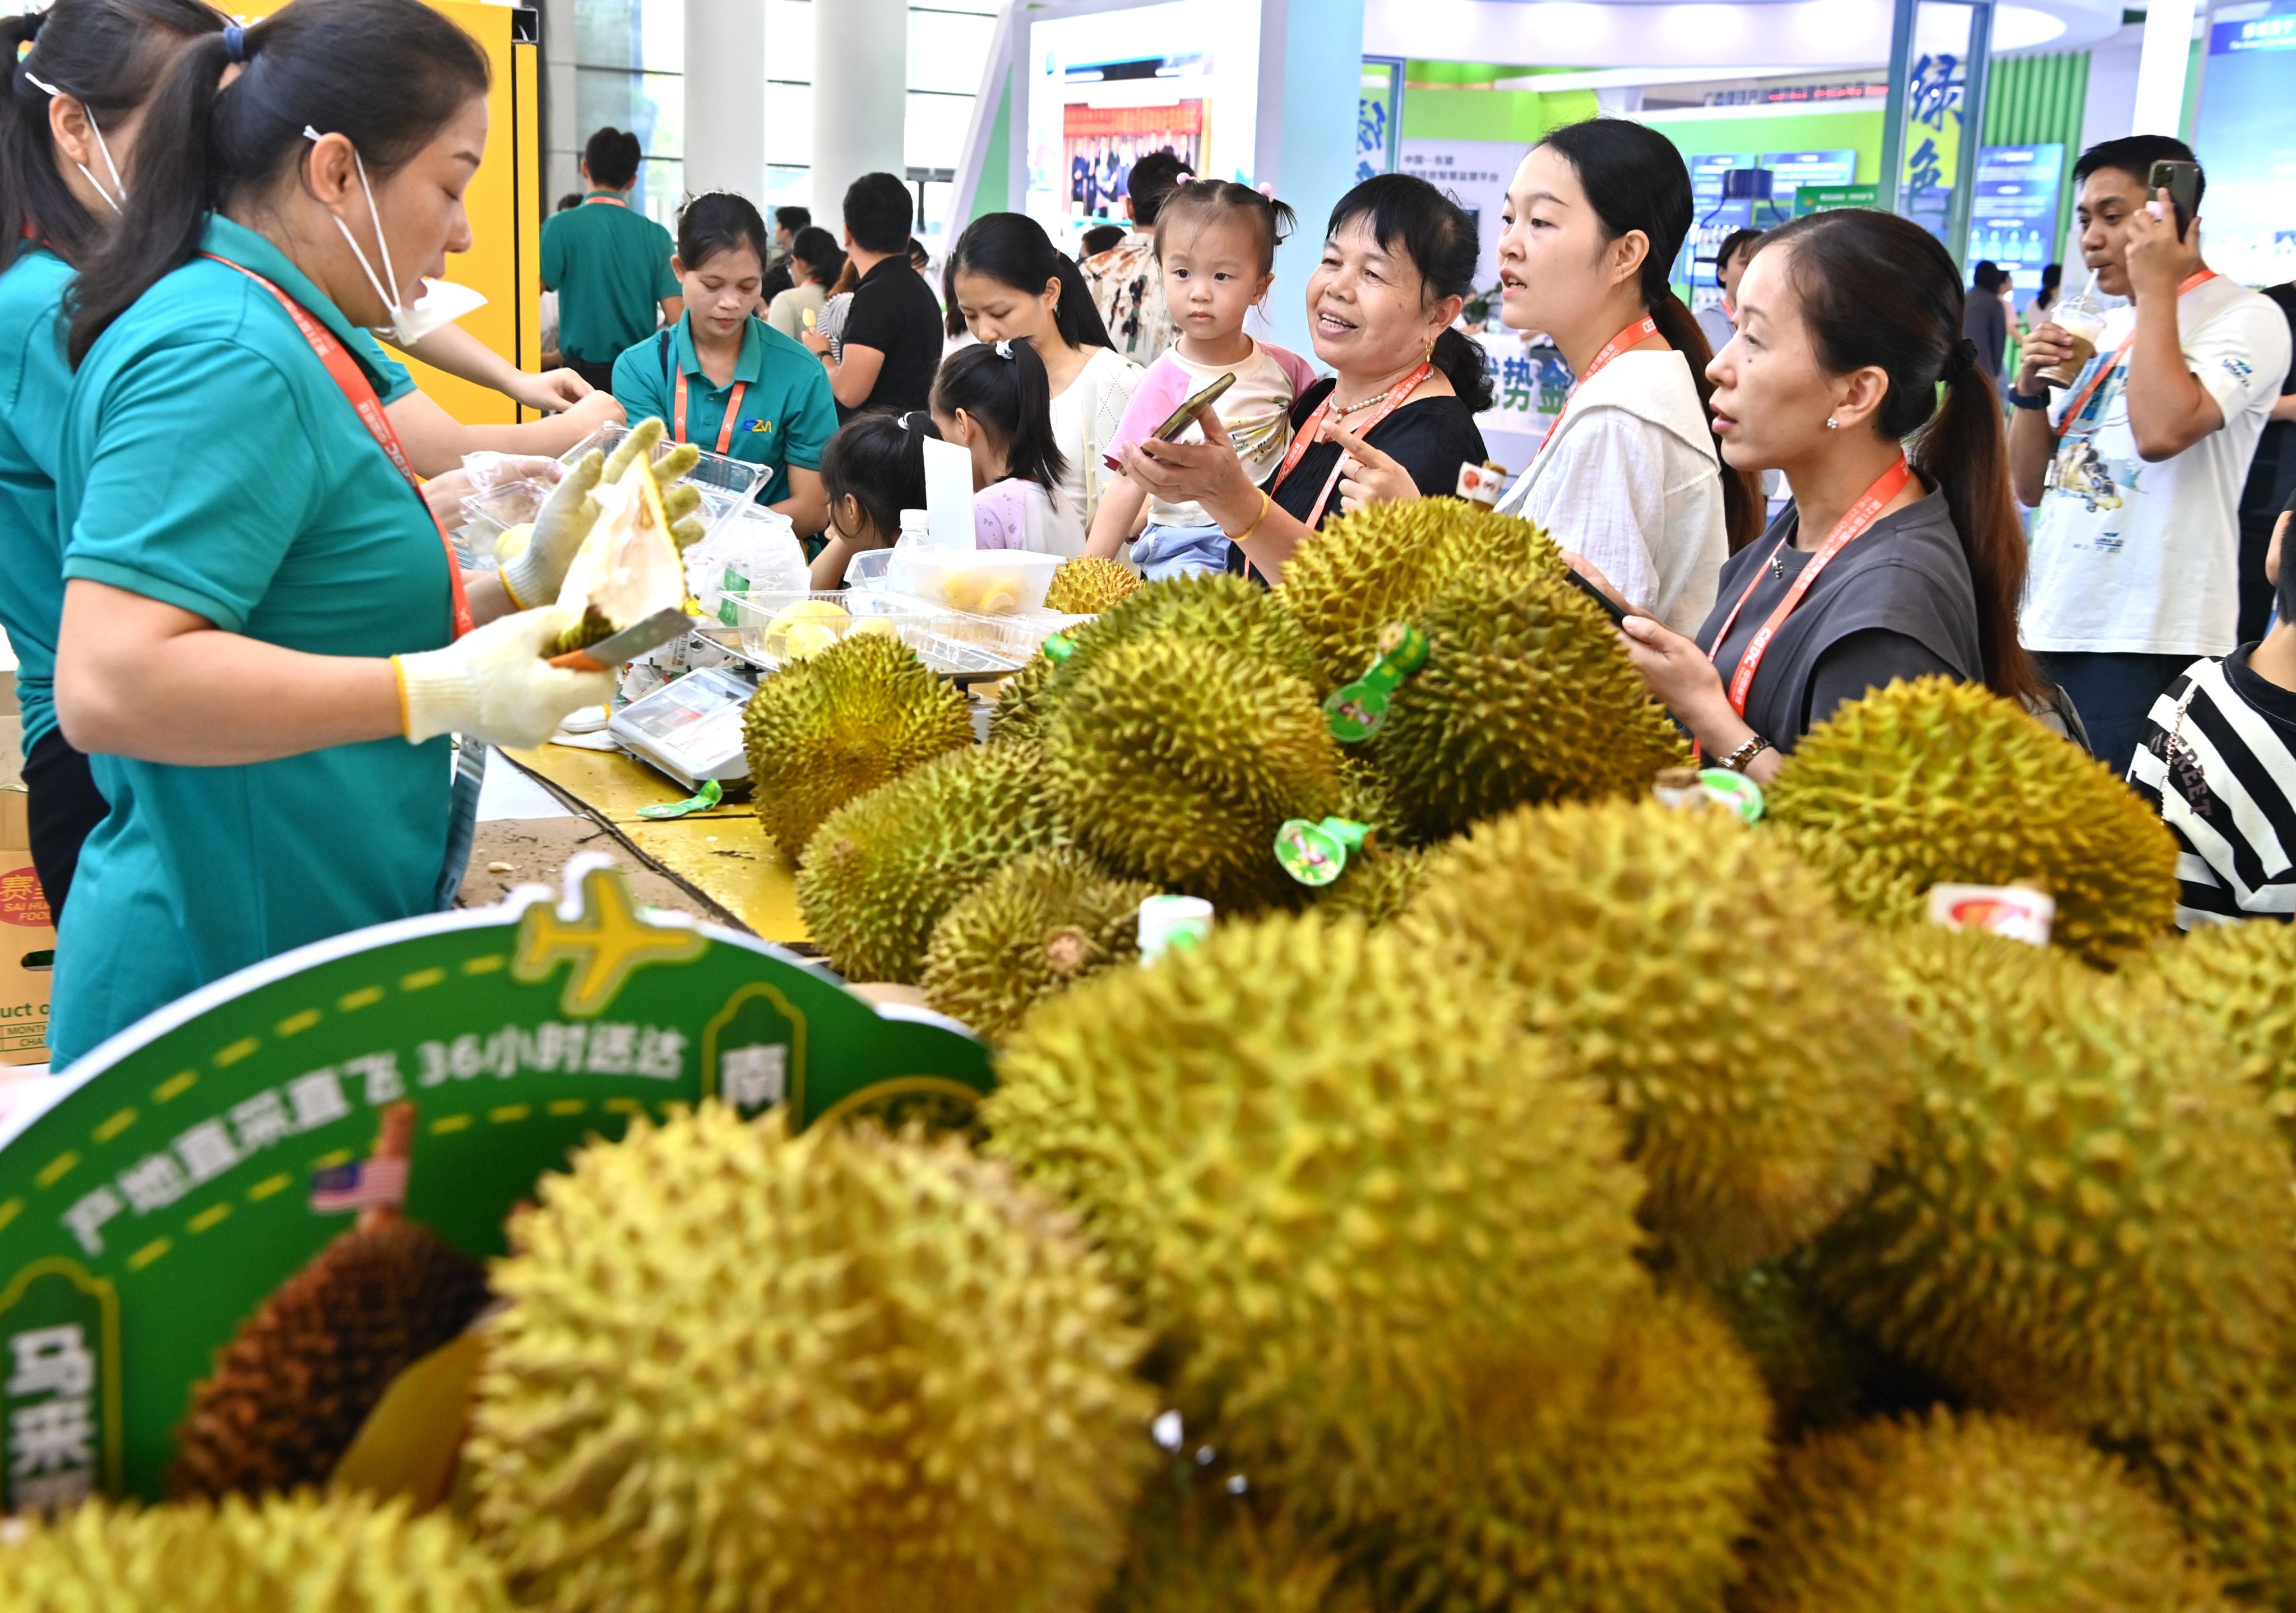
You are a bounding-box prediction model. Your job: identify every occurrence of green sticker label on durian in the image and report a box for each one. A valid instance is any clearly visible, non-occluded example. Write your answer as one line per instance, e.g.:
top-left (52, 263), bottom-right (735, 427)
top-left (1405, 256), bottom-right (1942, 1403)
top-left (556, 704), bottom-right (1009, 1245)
top-left (1276, 818), bottom-right (1370, 887)
top-left (1323, 624), bottom-right (1429, 743)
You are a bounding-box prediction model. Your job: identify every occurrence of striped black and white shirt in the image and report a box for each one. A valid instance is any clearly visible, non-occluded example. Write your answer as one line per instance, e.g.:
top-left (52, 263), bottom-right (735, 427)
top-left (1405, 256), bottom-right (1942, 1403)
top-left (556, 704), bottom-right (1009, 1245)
top-left (2129, 650), bottom-right (2296, 926)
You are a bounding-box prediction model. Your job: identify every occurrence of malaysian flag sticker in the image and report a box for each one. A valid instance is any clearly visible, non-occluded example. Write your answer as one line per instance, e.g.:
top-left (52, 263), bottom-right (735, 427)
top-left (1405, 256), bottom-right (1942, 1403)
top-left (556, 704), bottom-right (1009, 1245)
top-left (309, 1155), bottom-right (409, 1215)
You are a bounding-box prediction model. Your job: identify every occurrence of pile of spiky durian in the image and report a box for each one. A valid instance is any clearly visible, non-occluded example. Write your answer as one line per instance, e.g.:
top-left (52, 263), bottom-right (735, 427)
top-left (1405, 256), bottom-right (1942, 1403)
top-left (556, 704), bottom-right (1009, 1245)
top-left (25, 500), bottom-right (2296, 1612)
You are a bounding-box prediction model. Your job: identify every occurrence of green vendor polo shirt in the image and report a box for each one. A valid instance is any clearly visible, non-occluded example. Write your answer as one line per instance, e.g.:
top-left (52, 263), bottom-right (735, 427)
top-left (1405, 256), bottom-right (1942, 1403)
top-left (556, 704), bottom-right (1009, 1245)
top-left (49, 214), bottom-right (458, 1069)
top-left (540, 190), bottom-right (679, 365)
top-left (609, 313), bottom-right (836, 508)
top-left (0, 249), bottom-right (415, 766)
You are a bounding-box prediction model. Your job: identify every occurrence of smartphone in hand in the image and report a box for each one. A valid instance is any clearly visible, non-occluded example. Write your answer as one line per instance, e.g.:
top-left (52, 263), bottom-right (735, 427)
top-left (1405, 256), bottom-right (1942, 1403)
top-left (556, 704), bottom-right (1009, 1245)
top-left (1563, 565), bottom-right (1631, 626)
top-left (2147, 160), bottom-right (2201, 242)
top-left (1105, 372), bottom-right (1240, 470)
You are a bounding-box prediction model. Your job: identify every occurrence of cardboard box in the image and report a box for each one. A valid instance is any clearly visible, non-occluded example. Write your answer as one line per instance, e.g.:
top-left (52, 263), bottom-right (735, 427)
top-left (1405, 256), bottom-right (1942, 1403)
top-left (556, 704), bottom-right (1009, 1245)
top-left (0, 789), bottom-right (54, 1066)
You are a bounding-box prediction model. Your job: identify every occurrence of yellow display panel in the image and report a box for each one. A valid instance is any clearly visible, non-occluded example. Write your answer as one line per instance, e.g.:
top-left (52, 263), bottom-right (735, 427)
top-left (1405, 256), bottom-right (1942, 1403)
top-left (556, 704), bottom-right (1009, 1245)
top-left (228, 2), bottom-right (541, 426)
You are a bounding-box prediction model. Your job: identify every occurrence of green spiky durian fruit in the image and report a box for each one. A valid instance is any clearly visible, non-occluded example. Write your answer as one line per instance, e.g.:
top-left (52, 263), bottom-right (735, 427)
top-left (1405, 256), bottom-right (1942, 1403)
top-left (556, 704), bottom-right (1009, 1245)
top-left (984, 912), bottom-right (1646, 1528)
top-left (1104, 1476), bottom-right (1374, 1613)
top-left (0, 1491), bottom-right (512, 1611)
top-left (989, 574), bottom-right (1323, 748)
top-left (2130, 919), bottom-right (2296, 1146)
top-left (921, 847), bottom-right (1158, 1039)
top-left (1277, 500), bottom-right (1563, 685)
top-left (1818, 928), bottom-right (2296, 1440)
top-left (469, 1106), bottom-right (1151, 1613)
top-left (1365, 1286), bottom-right (1771, 1613)
top-left (1046, 555), bottom-right (1144, 614)
top-left (1399, 799), bottom-right (1911, 1277)
top-left (1765, 676), bottom-right (2179, 968)
top-left (1736, 1410), bottom-right (2233, 1612)
top-left (1042, 636), bottom-right (1345, 911)
top-left (989, 648), bottom-right (1061, 746)
top-left (1312, 842), bottom-right (1428, 928)
top-left (1369, 564), bottom-right (1689, 842)
top-left (2142, 1350), bottom-right (2296, 1609)
top-left (797, 740), bottom-right (1065, 984)
top-left (742, 631), bottom-right (972, 859)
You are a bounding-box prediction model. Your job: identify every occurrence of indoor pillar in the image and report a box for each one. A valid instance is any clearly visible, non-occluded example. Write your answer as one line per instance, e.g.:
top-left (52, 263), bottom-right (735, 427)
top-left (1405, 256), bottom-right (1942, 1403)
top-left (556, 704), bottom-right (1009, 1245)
top-left (812, 0), bottom-right (910, 233)
top-left (683, 0), bottom-right (769, 199)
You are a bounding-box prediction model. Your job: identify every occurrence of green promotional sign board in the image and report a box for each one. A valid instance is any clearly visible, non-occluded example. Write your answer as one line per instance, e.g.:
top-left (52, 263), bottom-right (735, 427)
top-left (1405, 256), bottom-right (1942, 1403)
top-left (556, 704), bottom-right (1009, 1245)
top-left (0, 856), bottom-right (992, 1502)
top-left (1794, 183), bottom-right (1882, 215)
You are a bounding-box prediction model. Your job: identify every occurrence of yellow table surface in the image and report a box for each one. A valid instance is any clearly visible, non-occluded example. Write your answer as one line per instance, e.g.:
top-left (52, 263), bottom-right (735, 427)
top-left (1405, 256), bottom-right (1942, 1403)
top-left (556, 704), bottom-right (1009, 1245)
top-left (498, 744), bottom-right (809, 943)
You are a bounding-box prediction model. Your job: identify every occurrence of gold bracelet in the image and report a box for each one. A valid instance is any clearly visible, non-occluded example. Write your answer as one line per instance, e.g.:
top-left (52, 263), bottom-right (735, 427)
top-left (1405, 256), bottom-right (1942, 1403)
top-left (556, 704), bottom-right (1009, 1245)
top-left (1226, 492), bottom-right (1273, 545)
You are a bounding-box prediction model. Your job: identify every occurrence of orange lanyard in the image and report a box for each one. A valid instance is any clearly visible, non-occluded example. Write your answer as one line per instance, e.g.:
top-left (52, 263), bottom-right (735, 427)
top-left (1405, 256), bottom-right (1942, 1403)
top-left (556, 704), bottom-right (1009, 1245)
top-left (2052, 267), bottom-right (2217, 439)
top-left (1706, 454), bottom-right (1914, 719)
top-left (1534, 314), bottom-right (1659, 462)
top-left (1270, 360), bottom-right (1431, 531)
top-left (673, 370), bottom-right (746, 455)
top-left (583, 194), bottom-right (627, 208)
top-left (203, 254), bottom-right (473, 638)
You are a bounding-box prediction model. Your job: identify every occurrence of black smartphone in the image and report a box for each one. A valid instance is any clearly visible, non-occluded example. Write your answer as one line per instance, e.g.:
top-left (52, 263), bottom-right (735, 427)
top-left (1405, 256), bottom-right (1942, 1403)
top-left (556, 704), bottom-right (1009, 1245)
top-left (1564, 565), bottom-right (1630, 626)
top-left (2148, 159), bottom-right (2201, 242)
top-left (1152, 370), bottom-right (1238, 441)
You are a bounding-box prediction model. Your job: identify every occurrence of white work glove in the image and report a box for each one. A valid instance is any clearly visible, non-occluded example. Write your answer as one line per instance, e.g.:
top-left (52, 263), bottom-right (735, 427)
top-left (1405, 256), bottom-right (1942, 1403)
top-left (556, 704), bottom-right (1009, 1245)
top-left (393, 607), bottom-right (614, 747)
top-left (499, 448), bottom-right (604, 610)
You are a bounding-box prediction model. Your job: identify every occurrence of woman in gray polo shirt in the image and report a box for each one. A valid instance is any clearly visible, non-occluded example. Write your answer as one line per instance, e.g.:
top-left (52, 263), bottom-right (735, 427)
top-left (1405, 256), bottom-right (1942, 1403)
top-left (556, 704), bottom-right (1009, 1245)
top-left (1585, 208), bottom-right (2042, 782)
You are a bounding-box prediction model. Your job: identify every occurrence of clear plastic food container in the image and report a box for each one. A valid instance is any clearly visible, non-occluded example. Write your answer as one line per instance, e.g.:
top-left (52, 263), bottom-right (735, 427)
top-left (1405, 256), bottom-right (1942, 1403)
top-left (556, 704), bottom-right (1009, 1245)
top-left (890, 549), bottom-right (1066, 615)
top-left (561, 421), bottom-right (769, 540)
top-left (721, 590), bottom-right (925, 670)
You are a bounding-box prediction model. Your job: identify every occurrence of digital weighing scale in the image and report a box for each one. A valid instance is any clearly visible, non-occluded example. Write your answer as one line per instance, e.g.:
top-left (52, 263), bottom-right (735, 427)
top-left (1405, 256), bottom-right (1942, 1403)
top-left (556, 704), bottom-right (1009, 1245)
top-left (607, 662), bottom-right (760, 791)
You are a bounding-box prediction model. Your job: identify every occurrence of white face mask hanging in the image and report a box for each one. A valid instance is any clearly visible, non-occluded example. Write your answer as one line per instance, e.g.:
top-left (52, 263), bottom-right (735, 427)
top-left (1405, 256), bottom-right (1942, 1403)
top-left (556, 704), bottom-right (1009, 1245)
top-left (24, 73), bottom-right (124, 214)
top-left (302, 124), bottom-right (488, 345)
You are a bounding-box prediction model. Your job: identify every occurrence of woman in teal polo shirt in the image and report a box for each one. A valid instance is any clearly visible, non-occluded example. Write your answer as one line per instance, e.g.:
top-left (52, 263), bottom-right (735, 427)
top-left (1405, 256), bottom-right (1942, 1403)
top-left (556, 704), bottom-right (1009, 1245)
top-left (0, 0), bottom-right (225, 923)
top-left (45, 0), bottom-right (614, 1068)
top-left (610, 191), bottom-right (836, 536)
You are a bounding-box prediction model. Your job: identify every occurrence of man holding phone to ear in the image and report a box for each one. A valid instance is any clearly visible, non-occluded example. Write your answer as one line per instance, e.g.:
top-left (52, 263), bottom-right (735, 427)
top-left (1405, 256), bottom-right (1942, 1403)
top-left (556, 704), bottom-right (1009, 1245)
top-left (2009, 135), bottom-right (2290, 777)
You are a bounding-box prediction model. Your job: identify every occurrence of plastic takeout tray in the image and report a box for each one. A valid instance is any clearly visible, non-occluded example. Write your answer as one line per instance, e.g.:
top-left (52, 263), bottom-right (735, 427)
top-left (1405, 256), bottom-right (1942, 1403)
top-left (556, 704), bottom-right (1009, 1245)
top-left (561, 420), bottom-right (769, 539)
top-left (891, 548), bottom-right (1065, 615)
top-left (718, 590), bottom-right (928, 671)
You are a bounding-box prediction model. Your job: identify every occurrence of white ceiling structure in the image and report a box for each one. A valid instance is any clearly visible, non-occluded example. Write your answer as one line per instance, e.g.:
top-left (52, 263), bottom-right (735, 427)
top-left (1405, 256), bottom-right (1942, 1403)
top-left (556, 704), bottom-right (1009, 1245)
top-left (1364, 0), bottom-right (2130, 66)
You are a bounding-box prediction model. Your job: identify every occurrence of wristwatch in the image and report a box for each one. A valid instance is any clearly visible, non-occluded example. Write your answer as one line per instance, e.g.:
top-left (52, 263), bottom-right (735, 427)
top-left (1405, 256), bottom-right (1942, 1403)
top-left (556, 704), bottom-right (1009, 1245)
top-left (2006, 384), bottom-right (2051, 410)
top-left (1716, 734), bottom-right (1772, 772)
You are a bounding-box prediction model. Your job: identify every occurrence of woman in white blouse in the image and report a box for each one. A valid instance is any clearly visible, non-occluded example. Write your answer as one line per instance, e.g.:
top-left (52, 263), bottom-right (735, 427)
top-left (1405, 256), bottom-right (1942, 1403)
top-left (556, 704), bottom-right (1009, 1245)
top-left (1490, 119), bottom-right (1761, 632)
top-left (943, 212), bottom-right (1141, 534)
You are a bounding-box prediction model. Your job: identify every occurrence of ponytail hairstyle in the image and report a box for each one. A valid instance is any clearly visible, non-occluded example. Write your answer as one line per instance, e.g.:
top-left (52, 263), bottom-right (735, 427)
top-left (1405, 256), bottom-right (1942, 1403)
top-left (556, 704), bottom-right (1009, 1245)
top-left (1152, 178), bottom-right (1297, 277)
top-left (1538, 117), bottom-right (1763, 553)
top-left (789, 224), bottom-right (843, 289)
top-left (583, 124), bottom-right (641, 189)
top-left (68, 0), bottom-right (489, 365)
top-left (945, 210), bottom-right (1114, 351)
top-left (1758, 208), bottom-right (2043, 707)
top-left (1325, 173), bottom-right (1493, 412)
top-left (931, 336), bottom-right (1067, 493)
top-left (676, 189), bottom-right (769, 273)
top-left (821, 409), bottom-right (933, 544)
top-left (0, 0), bottom-right (225, 270)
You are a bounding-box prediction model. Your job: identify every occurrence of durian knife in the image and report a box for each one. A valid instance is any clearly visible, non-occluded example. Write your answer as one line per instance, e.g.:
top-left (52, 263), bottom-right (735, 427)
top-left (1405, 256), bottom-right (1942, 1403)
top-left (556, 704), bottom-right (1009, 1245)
top-left (547, 606), bottom-right (697, 673)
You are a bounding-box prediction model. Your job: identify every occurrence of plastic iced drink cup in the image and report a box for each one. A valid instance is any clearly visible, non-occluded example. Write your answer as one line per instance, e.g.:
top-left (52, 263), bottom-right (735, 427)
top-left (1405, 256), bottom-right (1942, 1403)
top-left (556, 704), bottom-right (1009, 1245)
top-left (2039, 277), bottom-right (2107, 387)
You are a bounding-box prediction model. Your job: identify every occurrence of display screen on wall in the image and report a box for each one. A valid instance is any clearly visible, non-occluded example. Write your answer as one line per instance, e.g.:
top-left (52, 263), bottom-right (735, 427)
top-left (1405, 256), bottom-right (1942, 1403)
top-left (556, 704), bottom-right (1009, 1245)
top-left (1681, 152), bottom-right (1756, 296)
top-left (2194, 0), bottom-right (2296, 286)
top-left (1967, 144), bottom-right (2064, 295)
top-left (1022, 0), bottom-right (1263, 248)
top-left (1399, 140), bottom-right (1518, 294)
top-left (1758, 149), bottom-right (1858, 211)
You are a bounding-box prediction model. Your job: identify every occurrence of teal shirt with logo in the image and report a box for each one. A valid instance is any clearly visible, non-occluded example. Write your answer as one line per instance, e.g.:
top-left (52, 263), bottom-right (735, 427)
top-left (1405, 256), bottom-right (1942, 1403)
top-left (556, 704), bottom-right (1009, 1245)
top-left (609, 313), bottom-right (836, 508)
top-left (0, 245), bottom-right (413, 765)
top-left (50, 215), bottom-right (456, 1068)
top-left (540, 191), bottom-right (679, 364)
